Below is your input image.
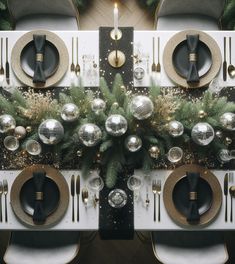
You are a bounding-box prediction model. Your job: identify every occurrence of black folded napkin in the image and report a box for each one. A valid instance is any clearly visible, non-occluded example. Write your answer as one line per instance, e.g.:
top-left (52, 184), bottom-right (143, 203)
top-left (186, 171), bottom-right (200, 223)
top-left (33, 170), bottom-right (46, 223)
top-left (33, 34), bottom-right (46, 83)
top-left (186, 34), bottom-right (199, 83)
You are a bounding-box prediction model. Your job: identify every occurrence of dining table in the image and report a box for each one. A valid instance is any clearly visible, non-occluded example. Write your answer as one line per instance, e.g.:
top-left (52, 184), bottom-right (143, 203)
top-left (0, 29), bottom-right (234, 234)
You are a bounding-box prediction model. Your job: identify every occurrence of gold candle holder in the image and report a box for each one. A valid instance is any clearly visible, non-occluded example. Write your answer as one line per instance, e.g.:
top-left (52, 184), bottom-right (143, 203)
top-left (108, 28), bottom-right (126, 68)
top-left (110, 28), bottom-right (122, 40)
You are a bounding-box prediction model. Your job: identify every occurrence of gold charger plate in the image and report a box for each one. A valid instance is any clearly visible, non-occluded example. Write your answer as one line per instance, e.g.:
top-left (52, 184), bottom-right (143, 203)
top-left (11, 30), bottom-right (69, 88)
top-left (10, 165), bottom-right (69, 228)
top-left (163, 164), bottom-right (222, 227)
top-left (163, 30), bottom-right (221, 88)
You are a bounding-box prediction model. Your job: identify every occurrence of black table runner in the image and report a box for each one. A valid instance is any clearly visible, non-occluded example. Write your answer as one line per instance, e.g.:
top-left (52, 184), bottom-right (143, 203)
top-left (99, 27), bottom-right (134, 240)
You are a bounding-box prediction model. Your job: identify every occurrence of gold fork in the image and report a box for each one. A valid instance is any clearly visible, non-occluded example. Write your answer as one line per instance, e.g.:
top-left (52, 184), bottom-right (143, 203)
top-left (75, 37), bottom-right (80, 76)
top-left (156, 180), bottom-right (161, 222)
top-left (152, 180), bottom-right (157, 221)
top-left (0, 181), bottom-right (3, 222)
top-left (3, 180), bottom-right (8, 222)
top-left (70, 37), bottom-right (75, 73)
top-left (82, 187), bottom-right (89, 206)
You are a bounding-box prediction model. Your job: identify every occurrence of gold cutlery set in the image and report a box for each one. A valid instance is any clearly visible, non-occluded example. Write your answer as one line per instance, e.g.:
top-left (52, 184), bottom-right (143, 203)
top-left (224, 172), bottom-right (235, 223)
top-left (70, 174), bottom-right (80, 222)
top-left (223, 36), bottom-right (235, 81)
top-left (0, 180), bottom-right (8, 223)
top-left (71, 37), bottom-right (80, 76)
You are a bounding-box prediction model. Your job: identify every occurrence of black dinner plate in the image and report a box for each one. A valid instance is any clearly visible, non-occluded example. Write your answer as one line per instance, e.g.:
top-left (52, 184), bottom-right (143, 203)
top-left (20, 176), bottom-right (60, 217)
top-left (172, 176), bottom-right (213, 217)
top-left (20, 40), bottom-right (59, 78)
top-left (172, 40), bottom-right (212, 79)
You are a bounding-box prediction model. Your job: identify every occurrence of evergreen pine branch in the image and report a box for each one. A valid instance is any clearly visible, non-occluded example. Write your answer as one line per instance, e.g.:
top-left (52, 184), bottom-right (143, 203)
top-left (105, 156), bottom-right (122, 188)
top-left (144, 135), bottom-right (159, 145)
top-left (99, 77), bottom-right (115, 107)
top-left (100, 139), bottom-right (113, 152)
top-left (0, 95), bottom-right (16, 116)
top-left (59, 93), bottom-right (72, 105)
top-left (112, 74), bottom-right (125, 106)
top-left (142, 148), bottom-right (154, 174)
top-left (149, 79), bottom-right (161, 100)
top-left (81, 148), bottom-right (97, 178)
top-left (12, 89), bottom-right (27, 108)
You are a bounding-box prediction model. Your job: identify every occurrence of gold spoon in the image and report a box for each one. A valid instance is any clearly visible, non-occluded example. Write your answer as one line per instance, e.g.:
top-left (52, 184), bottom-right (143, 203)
top-left (229, 186), bottom-right (235, 222)
top-left (228, 37), bottom-right (235, 78)
top-left (151, 37), bottom-right (157, 72)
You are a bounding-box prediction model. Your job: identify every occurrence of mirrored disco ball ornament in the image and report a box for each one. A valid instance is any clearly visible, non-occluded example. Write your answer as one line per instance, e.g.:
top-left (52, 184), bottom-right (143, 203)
top-left (38, 119), bottom-right (64, 145)
top-left (168, 121), bottom-right (184, 137)
top-left (26, 140), bottom-right (42, 155)
top-left (125, 135), bottom-right (142, 152)
top-left (91, 98), bottom-right (106, 114)
top-left (191, 122), bottom-right (215, 146)
top-left (78, 123), bottom-right (102, 147)
top-left (218, 149), bottom-right (235, 163)
top-left (0, 114), bottom-right (16, 133)
top-left (61, 103), bottom-right (79, 122)
top-left (220, 112), bottom-right (235, 131)
top-left (108, 189), bottom-right (128, 208)
top-left (4, 136), bottom-right (19, 151)
top-left (130, 95), bottom-right (154, 120)
top-left (167, 147), bottom-right (183, 163)
top-left (105, 114), bottom-right (128, 136)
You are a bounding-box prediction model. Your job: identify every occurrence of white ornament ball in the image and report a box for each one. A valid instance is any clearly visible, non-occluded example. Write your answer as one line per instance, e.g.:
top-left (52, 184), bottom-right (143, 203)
top-left (91, 98), bottom-right (106, 114)
top-left (14, 126), bottom-right (26, 139)
top-left (168, 121), bottom-right (184, 137)
top-left (125, 135), bottom-right (142, 152)
top-left (167, 147), bottom-right (183, 163)
top-left (38, 119), bottom-right (64, 145)
top-left (0, 114), bottom-right (16, 133)
top-left (61, 103), bottom-right (79, 122)
top-left (3, 136), bottom-right (19, 151)
top-left (191, 122), bottom-right (215, 146)
top-left (130, 95), bottom-right (154, 120)
top-left (78, 123), bottom-right (102, 147)
top-left (26, 140), bottom-right (42, 155)
top-left (220, 112), bottom-right (235, 131)
top-left (105, 114), bottom-right (128, 136)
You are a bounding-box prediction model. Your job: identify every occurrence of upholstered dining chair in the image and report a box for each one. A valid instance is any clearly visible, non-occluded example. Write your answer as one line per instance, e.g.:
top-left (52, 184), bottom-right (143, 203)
top-left (155, 0), bottom-right (225, 30)
top-left (4, 231), bottom-right (80, 264)
top-left (7, 0), bottom-right (79, 30)
top-left (151, 231), bottom-right (228, 264)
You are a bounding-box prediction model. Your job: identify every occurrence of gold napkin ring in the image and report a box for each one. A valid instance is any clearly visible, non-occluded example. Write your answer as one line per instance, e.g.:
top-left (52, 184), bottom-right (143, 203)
top-left (189, 53), bottom-right (197, 62)
top-left (189, 191), bottom-right (197, 200)
top-left (36, 53), bottom-right (43, 62)
top-left (35, 191), bottom-right (43, 201)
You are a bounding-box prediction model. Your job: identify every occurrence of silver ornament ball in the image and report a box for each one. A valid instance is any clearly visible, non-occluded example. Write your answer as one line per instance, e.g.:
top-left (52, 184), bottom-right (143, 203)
top-left (78, 123), bottom-right (102, 147)
top-left (14, 126), bottom-right (26, 139)
top-left (0, 114), bottom-right (16, 133)
top-left (191, 122), bottom-right (215, 146)
top-left (4, 136), bottom-right (19, 151)
top-left (149, 146), bottom-right (160, 159)
top-left (220, 112), bottom-right (235, 131)
top-left (130, 95), bottom-right (154, 120)
top-left (105, 114), bottom-right (128, 136)
top-left (61, 103), bottom-right (79, 122)
top-left (26, 140), bottom-right (42, 155)
top-left (167, 147), bottom-right (183, 163)
top-left (91, 98), bottom-right (106, 114)
top-left (38, 119), bottom-right (64, 145)
top-left (125, 135), bottom-right (142, 152)
top-left (168, 121), bottom-right (184, 137)
top-left (215, 130), bottom-right (223, 139)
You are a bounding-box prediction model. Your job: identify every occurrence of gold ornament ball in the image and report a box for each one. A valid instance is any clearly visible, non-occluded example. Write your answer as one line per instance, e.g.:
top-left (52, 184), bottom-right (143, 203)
top-left (149, 146), bottom-right (160, 159)
top-left (26, 126), bottom-right (32, 133)
top-left (14, 126), bottom-right (26, 139)
top-left (225, 137), bottom-right (232, 145)
top-left (198, 110), bottom-right (207, 119)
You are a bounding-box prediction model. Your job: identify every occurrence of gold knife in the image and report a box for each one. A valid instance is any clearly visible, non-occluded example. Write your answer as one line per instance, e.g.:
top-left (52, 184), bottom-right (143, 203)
top-left (71, 175), bottom-right (75, 222)
top-left (76, 175), bottom-right (80, 222)
top-left (5, 38), bottom-right (10, 85)
top-left (223, 37), bottom-right (227, 82)
top-left (224, 173), bottom-right (228, 222)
